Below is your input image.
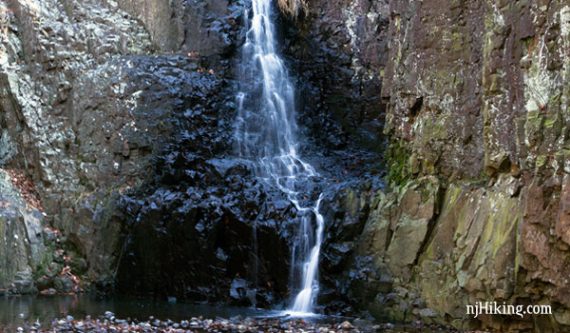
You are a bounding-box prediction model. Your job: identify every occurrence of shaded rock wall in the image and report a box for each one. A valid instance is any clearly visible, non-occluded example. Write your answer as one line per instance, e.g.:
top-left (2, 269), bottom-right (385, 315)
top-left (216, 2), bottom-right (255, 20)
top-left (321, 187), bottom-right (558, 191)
top-left (115, 0), bottom-right (243, 59)
top-left (2, 0), bottom-right (568, 331)
top-left (0, 0), bottom-right (152, 293)
top-left (283, 0), bottom-right (389, 150)
top-left (0, 0), bottom-right (243, 294)
top-left (340, 0), bottom-right (570, 332)
top-left (0, 170), bottom-right (44, 293)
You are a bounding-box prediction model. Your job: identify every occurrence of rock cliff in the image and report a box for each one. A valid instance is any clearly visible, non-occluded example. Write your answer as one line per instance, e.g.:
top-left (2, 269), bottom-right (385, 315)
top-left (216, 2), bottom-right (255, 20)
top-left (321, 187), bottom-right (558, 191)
top-left (0, 0), bottom-right (152, 293)
top-left (300, 0), bottom-right (569, 331)
top-left (1, 0), bottom-right (569, 332)
top-left (0, 0), bottom-right (245, 295)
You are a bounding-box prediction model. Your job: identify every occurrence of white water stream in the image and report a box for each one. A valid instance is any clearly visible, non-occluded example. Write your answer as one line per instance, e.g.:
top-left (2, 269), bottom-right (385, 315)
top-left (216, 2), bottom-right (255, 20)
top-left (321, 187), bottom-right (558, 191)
top-left (234, 0), bottom-right (324, 315)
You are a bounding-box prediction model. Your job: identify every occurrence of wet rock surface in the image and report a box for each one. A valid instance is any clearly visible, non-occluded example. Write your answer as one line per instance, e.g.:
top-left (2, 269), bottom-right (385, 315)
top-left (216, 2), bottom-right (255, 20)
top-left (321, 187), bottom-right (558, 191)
top-left (0, 0), bottom-right (385, 311)
top-left (0, 0), bottom-right (249, 297)
top-left (115, 137), bottom-right (294, 305)
top-left (112, 86), bottom-right (385, 307)
top-left (3, 0), bottom-right (569, 331)
top-left (281, 0), bottom-right (389, 151)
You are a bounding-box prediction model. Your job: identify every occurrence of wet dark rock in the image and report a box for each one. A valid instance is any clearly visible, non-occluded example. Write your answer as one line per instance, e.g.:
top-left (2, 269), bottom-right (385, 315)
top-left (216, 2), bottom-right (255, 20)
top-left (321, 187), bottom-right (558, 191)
top-left (0, 0), bottom-right (251, 296)
top-left (101, 51), bottom-right (297, 304)
top-left (11, 270), bottom-right (36, 295)
top-left (281, 0), bottom-right (389, 151)
top-left (53, 276), bottom-right (74, 293)
top-left (1, 0), bottom-right (388, 314)
top-left (230, 278), bottom-right (249, 303)
top-left (115, 153), bottom-right (294, 306)
top-left (117, 0), bottom-right (244, 61)
top-left (299, 177), bottom-right (381, 316)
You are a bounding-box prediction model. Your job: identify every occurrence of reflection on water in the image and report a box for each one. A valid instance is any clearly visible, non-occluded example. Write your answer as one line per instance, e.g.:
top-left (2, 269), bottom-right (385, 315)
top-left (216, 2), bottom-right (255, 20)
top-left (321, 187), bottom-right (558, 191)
top-left (0, 294), bottom-right (267, 330)
top-left (0, 295), bottom-right (451, 332)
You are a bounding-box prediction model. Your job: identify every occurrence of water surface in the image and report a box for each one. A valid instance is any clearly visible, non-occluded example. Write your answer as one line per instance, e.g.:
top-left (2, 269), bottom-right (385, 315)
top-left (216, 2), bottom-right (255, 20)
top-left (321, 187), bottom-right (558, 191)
top-left (0, 295), bottom-right (457, 332)
top-left (0, 295), bottom-right (267, 330)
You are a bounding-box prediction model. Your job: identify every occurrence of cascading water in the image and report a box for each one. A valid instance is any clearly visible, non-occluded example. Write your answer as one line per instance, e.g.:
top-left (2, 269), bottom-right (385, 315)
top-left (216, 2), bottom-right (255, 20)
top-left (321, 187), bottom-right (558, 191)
top-left (234, 0), bottom-right (324, 315)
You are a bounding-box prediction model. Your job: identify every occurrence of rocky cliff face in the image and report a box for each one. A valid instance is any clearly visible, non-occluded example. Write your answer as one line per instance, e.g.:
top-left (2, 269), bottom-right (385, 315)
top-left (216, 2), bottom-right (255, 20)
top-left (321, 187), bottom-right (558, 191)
top-left (0, 0), bottom-right (367, 307)
top-left (282, 0), bottom-right (389, 151)
top-left (2, 0), bottom-right (570, 331)
top-left (0, 0), bottom-right (153, 293)
top-left (315, 0), bottom-right (570, 332)
top-left (0, 0), bottom-right (247, 295)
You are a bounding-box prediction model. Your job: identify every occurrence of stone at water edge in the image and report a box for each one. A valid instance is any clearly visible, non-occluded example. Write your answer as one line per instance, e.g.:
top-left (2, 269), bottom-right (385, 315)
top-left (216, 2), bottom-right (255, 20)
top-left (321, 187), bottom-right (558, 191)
top-left (338, 321), bottom-right (354, 330)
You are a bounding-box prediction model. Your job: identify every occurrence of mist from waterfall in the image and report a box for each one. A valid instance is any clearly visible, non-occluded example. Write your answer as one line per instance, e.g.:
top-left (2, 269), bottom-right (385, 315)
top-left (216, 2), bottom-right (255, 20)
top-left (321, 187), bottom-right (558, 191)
top-left (234, 0), bottom-right (324, 315)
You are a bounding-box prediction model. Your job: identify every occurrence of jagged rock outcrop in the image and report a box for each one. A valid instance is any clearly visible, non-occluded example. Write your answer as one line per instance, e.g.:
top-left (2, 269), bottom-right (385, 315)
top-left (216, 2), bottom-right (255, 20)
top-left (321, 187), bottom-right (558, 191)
top-left (115, 154), bottom-right (294, 306)
top-left (0, 170), bottom-right (44, 294)
top-left (282, 0), bottom-right (389, 150)
top-left (3, 0), bottom-right (569, 331)
top-left (0, 0), bottom-right (158, 292)
top-left (0, 0), bottom-right (244, 294)
top-left (116, 0), bottom-right (243, 60)
top-left (332, 0), bottom-right (570, 332)
top-left (0, 0), bottom-right (315, 306)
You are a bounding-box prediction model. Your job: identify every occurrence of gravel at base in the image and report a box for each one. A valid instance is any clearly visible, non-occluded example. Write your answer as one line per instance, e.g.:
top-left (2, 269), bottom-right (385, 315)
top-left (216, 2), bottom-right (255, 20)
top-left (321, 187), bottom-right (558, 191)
top-left (13, 312), bottom-right (468, 333)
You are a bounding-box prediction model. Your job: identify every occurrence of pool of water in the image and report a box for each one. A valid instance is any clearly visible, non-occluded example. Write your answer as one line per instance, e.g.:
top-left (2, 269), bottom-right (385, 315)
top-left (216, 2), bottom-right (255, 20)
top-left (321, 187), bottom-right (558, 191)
top-left (0, 294), bottom-right (271, 330)
top-left (0, 295), bottom-right (455, 332)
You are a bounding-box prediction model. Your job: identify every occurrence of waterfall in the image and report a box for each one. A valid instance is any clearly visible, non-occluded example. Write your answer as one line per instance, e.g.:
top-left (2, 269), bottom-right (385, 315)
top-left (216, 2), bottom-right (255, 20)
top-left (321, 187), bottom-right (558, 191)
top-left (234, 0), bottom-right (324, 315)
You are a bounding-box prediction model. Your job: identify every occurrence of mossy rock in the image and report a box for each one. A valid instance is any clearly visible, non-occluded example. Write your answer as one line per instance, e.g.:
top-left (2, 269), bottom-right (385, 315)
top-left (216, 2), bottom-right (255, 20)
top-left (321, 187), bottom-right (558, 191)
top-left (386, 140), bottom-right (411, 186)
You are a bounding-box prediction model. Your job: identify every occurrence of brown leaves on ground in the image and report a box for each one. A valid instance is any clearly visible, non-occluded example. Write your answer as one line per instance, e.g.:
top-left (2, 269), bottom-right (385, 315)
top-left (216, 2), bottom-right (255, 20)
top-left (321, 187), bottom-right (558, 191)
top-left (5, 168), bottom-right (43, 211)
